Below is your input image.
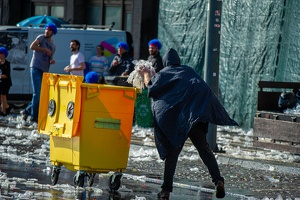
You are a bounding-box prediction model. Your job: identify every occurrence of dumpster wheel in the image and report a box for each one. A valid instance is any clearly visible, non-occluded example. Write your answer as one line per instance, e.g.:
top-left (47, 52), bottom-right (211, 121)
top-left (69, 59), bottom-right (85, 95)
top-left (73, 171), bottom-right (85, 187)
top-left (109, 172), bottom-right (122, 191)
top-left (87, 173), bottom-right (96, 187)
top-left (51, 166), bottom-right (61, 186)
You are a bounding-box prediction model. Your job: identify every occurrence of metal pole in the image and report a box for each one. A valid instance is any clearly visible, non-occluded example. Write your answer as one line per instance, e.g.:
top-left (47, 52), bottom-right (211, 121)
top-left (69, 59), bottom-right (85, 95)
top-left (203, 0), bottom-right (223, 152)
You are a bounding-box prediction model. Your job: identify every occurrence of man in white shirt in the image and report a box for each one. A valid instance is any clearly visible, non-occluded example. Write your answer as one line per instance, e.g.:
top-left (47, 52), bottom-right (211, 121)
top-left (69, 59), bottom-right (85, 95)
top-left (64, 40), bottom-right (86, 76)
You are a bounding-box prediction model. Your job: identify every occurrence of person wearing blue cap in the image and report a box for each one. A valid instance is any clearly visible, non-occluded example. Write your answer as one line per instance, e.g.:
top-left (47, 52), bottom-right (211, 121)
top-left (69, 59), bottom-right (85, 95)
top-left (0, 47), bottom-right (12, 116)
top-left (21, 22), bottom-right (57, 124)
top-left (85, 71), bottom-right (99, 83)
top-left (109, 41), bottom-right (134, 76)
top-left (148, 39), bottom-right (163, 73)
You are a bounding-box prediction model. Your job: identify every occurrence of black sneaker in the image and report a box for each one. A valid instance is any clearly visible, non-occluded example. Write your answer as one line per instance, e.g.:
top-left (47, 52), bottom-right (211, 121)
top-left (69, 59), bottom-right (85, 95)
top-left (157, 190), bottom-right (170, 199)
top-left (216, 180), bottom-right (225, 198)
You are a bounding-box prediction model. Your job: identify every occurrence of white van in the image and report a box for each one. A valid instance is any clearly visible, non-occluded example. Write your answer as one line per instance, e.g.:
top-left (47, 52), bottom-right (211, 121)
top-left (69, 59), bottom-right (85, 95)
top-left (0, 25), bottom-right (133, 105)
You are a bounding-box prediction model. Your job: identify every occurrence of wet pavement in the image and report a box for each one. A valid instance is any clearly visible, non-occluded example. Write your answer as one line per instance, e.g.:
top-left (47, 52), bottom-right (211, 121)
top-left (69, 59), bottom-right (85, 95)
top-left (0, 113), bottom-right (300, 199)
top-left (127, 139), bottom-right (300, 199)
top-left (0, 153), bottom-right (253, 200)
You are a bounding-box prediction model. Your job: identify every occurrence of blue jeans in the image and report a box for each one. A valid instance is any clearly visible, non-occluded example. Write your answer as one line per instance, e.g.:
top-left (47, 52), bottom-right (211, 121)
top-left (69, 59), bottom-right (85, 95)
top-left (25, 67), bottom-right (43, 121)
top-left (161, 122), bottom-right (224, 192)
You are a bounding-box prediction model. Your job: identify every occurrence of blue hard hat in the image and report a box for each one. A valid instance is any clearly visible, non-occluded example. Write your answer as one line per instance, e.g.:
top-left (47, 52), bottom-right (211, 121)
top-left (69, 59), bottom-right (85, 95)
top-left (0, 46), bottom-right (8, 57)
top-left (44, 22), bottom-right (57, 35)
top-left (148, 39), bottom-right (162, 50)
top-left (85, 71), bottom-right (99, 83)
top-left (116, 42), bottom-right (129, 51)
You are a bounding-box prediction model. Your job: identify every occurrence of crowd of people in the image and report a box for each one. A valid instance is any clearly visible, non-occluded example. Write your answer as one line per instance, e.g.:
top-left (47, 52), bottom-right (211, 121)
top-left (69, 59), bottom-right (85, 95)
top-left (0, 22), bottom-right (165, 120)
top-left (0, 22), bottom-right (237, 199)
top-left (13, 24), bottom-right (163, 123)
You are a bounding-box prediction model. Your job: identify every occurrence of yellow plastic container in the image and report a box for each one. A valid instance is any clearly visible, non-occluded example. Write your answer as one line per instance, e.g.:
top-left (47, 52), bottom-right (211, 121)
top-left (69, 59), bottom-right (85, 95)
top-left (38, 73), bottom-right (137, 173)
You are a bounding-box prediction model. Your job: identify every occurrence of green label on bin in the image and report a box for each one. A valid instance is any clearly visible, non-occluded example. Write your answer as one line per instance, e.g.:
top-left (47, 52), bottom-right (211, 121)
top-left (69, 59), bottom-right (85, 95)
top-left (94, 118), bottom-right (121, 130)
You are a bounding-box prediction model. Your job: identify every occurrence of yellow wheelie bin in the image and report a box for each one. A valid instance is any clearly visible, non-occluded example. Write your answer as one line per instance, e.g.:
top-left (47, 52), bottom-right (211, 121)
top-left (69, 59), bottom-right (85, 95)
top-left (38, 73), bottom-right (137, 190)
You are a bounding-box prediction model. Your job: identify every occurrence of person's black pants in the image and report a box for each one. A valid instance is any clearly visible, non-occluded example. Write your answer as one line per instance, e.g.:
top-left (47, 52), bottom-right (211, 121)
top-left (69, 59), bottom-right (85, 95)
top-left (161, 122), bottom-right (224, 192)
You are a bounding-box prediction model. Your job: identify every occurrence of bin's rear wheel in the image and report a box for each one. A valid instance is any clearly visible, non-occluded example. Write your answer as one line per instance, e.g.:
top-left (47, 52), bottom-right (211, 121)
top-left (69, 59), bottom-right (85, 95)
top-left (73, 171), bottom-right (85, 187)
top-left (51, 166), bottom-right (61, 186)
top-left (87, 173), bottom-right (96, 187)
top-left (108, 173), bottom-right (122, 191)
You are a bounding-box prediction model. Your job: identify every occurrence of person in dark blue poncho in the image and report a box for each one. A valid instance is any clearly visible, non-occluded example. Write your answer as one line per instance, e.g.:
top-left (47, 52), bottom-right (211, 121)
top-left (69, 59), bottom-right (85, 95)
top-left (139, 48), bottom-right (238, 199)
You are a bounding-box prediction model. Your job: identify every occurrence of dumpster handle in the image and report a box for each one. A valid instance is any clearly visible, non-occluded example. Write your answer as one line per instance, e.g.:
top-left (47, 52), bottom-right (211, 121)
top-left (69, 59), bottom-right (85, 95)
top-left (47, 127), bottom-right (60, 136)
top-left (123, 89), bottom-right (136, 100)
top-left (86, 85), bottom-right (100, 99)
top-left (48, 123), bottom-right (67, 137)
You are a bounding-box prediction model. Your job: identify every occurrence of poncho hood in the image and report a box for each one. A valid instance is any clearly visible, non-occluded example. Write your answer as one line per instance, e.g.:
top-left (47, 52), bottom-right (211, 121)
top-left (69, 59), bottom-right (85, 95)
top-left (162, 48), bottom-right (181, 67)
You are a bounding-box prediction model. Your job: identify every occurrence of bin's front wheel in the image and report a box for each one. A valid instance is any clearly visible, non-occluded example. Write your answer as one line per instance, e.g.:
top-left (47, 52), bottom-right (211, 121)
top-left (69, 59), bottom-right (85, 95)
top-left (51, 166), bottom-right (61, 186)
top-left (87, 173), bottom-right (96, 187)
top-left (108, 172), bottom-right (122, 191)
top-left (73, 171), bottom-right (85, 187)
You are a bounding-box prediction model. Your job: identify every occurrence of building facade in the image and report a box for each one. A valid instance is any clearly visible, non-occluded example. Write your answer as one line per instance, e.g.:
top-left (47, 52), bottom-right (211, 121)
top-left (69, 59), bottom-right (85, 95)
top-left (0, 0), bottom-right (159, 59)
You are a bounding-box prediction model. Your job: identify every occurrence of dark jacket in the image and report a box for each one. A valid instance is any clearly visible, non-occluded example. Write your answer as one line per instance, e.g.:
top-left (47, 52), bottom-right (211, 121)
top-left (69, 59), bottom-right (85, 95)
top-left (109, 52), bottom-right (134, 76)
top-left (148, 48), bottom-right (238, 160)
top-left (148, 52), bottom-right (163, 73)
top-left (0, 60), bottom-right (12, 88)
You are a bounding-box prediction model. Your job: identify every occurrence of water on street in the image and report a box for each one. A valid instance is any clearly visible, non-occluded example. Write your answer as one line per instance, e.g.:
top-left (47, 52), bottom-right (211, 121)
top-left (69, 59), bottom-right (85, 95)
top-left (0, 114), bottom-right (300, 199)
